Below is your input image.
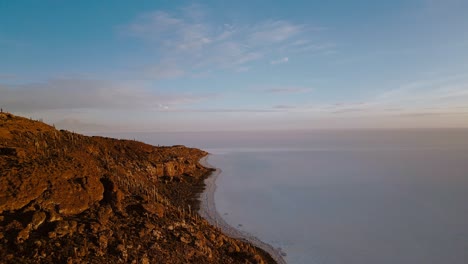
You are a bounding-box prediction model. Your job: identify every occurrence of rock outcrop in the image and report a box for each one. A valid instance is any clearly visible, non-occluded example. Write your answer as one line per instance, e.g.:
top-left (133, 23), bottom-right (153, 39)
top-left (0, 112), bottom-right (276, 263)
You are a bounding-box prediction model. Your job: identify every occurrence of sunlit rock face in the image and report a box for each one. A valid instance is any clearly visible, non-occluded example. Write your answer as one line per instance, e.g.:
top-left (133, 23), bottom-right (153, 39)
top-left (0, 113), bottom-right (276, 264)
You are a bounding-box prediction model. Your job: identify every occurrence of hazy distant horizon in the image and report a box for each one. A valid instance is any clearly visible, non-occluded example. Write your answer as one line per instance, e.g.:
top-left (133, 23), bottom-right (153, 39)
top-left (25, 114), bottom-right (468, 133)
top-left (95, 128), bottom-right (468, 152)
top-left (72, 126), bottom-right (468, 135)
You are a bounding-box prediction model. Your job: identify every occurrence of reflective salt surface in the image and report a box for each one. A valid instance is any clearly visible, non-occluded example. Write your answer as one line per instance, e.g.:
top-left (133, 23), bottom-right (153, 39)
top-left (204, 131), bottom-right (468, 264)
top-left (109, 130), bottom-right (468, 264)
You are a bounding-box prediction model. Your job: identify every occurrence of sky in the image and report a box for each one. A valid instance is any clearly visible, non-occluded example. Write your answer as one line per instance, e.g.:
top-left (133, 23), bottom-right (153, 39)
top-left (1, 0), bottom-right (468, 132)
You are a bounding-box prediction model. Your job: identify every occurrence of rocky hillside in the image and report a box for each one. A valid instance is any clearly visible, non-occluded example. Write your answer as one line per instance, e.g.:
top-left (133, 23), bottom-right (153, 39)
top-left (0, 112), bottom-right (275, 264)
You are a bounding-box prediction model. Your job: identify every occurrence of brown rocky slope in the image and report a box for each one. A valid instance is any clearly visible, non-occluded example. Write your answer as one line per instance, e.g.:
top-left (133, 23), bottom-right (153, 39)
top-left (0, 112), bottom-right (276, 264)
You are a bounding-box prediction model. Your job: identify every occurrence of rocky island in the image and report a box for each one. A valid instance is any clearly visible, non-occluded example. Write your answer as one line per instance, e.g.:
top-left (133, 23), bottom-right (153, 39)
top-left (0, 112), bottom-right (276, 263)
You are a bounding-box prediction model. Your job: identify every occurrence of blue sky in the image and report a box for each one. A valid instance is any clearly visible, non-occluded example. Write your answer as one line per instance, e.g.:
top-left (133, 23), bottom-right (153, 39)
top-left (1, 0), bottom-right (468, 131)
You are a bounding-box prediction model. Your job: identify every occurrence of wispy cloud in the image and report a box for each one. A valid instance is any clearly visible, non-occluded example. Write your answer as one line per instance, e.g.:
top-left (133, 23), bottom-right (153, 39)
top-left (262, 86), bottom-right (312, 94)
top-left (143, 62), bottom-right (185, 79)
top-left (247, 21), bottom-right (303, 44)
top-left (270, 75), bottom-right (468, 120)
top-left (373, 75), bottom-right (468, 110)
top-left (0, 79), bottom-right (213, 112)
top-left (270, 57), bottom-right (289, 65)
top-left (120, 7), bottom-right (330, 78)
top-left (235, 66), bottom-right (250, 72)
top-left (0, 73), bottom-right (17, 80)
top-left (273, 105), bottom-right (296, 109)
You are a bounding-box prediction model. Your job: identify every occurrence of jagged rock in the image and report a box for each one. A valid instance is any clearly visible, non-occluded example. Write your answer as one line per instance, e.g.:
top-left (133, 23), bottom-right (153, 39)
top-left (116, 244), bottom-right (128, 261)
top-left (17, 223), bottom-right (32, 243)
top-left (138, 228), bottom-right (147, 238)
top-left (0, 176), bottom-right (48, 214)
top-left (77, 224), bottom-right (85, 234)
top-left (144, 222), bottom-right (155, 230)
top-left (180, 234), bottom-right (192, 244)
top-left (48, 231), bottom-right (57, 239)
top-left (152, 229), bottom-right (163, 240)
top-left (98, 234), bottom-right (108, 249)
top-left (194, 239), bottom-right (205, 248)
top-left (48, 210), bottom-right (63, 222)
top-left (142, 203), bottom-right (165, 218)
top-left (52, 175), bottom-right (104, 216)
top-left (97, 205), bottom-right (113, 225)
top-left (32, 211), bottom-right (47, 230)
top-left (228, 242), bottom-right (241, 253)
top-left (54, 221), bottom-right (77, 238)
top-left (254, 254), bottom-right (266, 264)
top-left (141, 255), bottom-right (150, 264)
top-left (90, 222), bottom-right (101, 234)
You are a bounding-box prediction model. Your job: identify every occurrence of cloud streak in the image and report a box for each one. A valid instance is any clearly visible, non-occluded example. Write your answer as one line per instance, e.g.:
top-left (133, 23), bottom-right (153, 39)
top-left (270, 57), bottom-right (289, 65)
top-left (262, 86), bottom-right (312, 94)
top-left (0, 74), bottom-right (17, 80)
top-left (270, 75), bottom-right (468, 120)
top-left (0, 79), bottom-right (213, 112)
top-left (120, 7), bottom-right (330, 77)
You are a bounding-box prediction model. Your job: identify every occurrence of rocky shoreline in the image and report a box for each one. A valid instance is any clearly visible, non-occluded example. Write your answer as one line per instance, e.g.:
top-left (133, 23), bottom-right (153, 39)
top-left (0, 112), bottom-right (278, 263)
top-left (198, 156), bottom-right (287, 264)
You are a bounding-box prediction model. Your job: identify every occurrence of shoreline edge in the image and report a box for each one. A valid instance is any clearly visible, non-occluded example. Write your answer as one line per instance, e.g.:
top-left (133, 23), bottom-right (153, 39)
top-left (198, 154), bottom-right (287, 264)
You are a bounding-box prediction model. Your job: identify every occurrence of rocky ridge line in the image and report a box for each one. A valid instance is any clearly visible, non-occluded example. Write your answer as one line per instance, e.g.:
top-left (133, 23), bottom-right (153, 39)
top-left (0, 112), bottom-right (276, 264)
